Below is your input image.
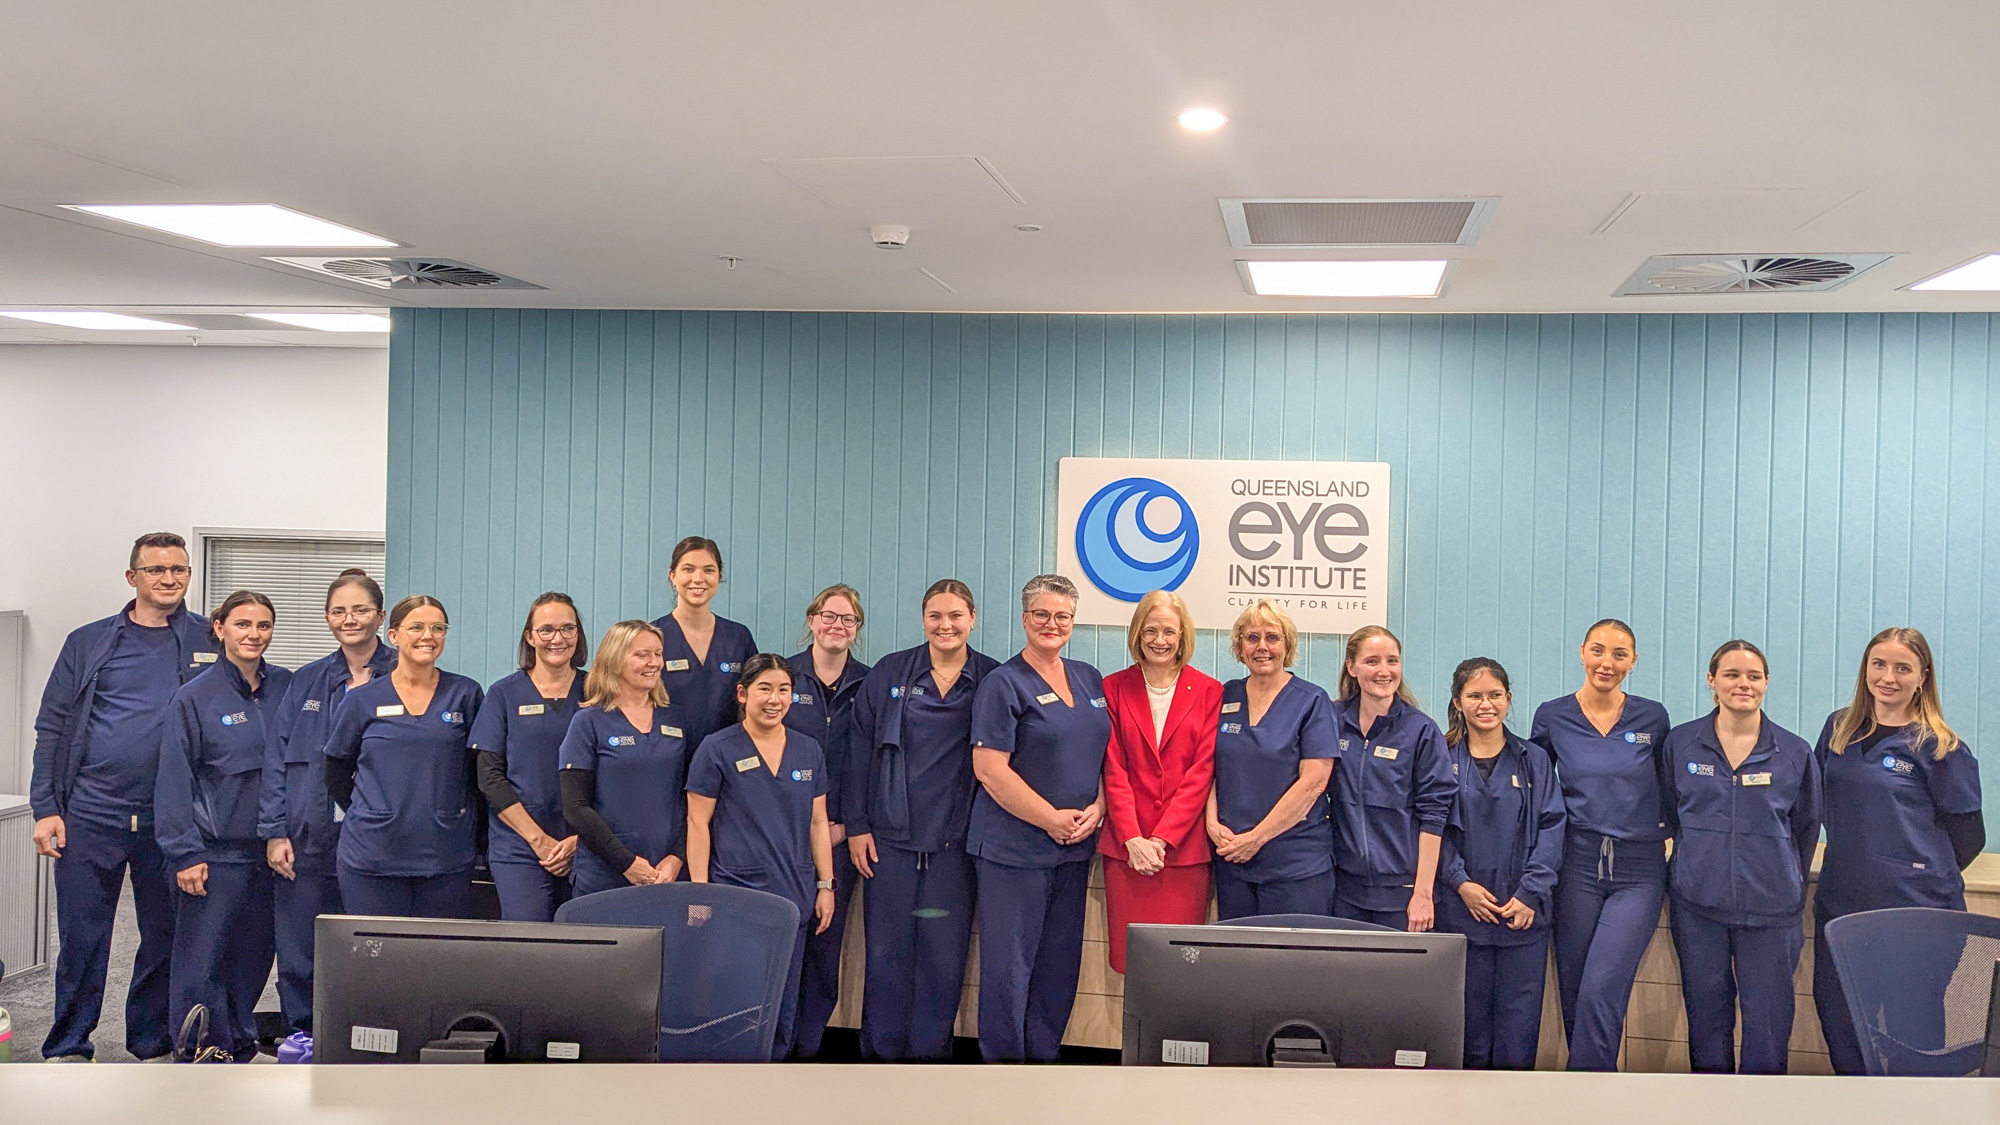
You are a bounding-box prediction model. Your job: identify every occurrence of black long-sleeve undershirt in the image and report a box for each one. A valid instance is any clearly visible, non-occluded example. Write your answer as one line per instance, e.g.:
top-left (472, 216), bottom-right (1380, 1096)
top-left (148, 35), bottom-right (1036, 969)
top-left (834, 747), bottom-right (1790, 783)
top-left (560, 768), bottom-right (635, 875)
top-left (1943, 810), bottom-right (1985, 871)
top-left (326, 755), bottom-right (356, 812)
top-left (476, 750), bottom-right (523, 814)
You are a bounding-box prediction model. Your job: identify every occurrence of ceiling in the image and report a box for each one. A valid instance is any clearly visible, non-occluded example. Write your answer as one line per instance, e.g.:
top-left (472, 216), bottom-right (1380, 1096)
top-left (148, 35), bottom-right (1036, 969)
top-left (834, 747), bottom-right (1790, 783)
top-left (4, 0), bottom-right (1999, 344)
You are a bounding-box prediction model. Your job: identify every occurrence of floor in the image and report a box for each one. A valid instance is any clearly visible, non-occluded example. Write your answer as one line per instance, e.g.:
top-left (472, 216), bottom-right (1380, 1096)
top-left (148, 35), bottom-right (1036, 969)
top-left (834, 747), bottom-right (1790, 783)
top-left (0, 877), bottom-right (280, 1063)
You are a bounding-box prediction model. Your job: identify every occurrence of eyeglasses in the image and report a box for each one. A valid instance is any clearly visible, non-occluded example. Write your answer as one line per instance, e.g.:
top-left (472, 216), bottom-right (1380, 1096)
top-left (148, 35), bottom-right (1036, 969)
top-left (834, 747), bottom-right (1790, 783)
top-left (133, 565), bottom-right (192, 579)
top-left (532, 624), bottom-right (579, 639)
top-left (1026, 610), bottom-right (1075, 627)
top-left (812, 612), bottom-right (860, 628)
top-left (327, 607), bottom-right (379, 620)
top-left (399, 623), bottom-right (450, 637)
top-left (1139, 626), bottom-right (1180, 640)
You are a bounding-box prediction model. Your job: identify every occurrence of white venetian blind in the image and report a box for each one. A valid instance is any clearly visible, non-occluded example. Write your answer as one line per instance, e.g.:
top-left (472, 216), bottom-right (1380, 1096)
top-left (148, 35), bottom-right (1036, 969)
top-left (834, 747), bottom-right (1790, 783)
top-left (203, 535), bottom-right (386, 671)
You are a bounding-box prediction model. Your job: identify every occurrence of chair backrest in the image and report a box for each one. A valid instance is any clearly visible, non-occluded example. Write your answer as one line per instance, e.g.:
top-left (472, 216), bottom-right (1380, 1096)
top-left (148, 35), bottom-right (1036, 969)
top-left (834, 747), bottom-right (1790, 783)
top-left (1821, 906), bottom-right (2000, 1077)
top-left (555, 882), bottom-right (801, 1062)
top-left (1220, 913), bottom-right (1399, 932)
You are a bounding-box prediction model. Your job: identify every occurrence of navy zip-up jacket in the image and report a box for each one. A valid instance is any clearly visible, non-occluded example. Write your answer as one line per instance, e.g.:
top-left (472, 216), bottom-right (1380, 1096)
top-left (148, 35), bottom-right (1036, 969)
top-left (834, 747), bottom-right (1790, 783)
top-left (844, 644), bottom-right (1001, 852)
top-left (1664, 711), bottom-right (1822, 928)
top-left (1330, 695), bottom-right (1457, 888)
top-left (155, 657), bottom-right (294, 871)
top-left (1439, 733), bottom-right (1566, 945)
top-left (31, 600), bottom-right (220, 820)
top-left (784, 649), bottom-right (870, 826)
top-left (259, 642), bottom-right (398, 856)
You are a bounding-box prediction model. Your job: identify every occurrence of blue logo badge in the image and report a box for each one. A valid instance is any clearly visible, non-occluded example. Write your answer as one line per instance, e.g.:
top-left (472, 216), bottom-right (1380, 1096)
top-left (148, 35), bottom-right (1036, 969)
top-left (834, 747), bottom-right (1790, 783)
top-left (1075, 477), bottom-right (1199, 600)
top-left (1883, 756), bottom-right (1897, 769)
top-left (1624, 732), bottom-right (1637, 743)
top-left (718, 662), bottom-right (739, 673)
top-left (890, 686), bottom-right (903, 699)
top-left (791, 768), bottom-right (813, 782)
top-left (440, 711), bottom-right (465, 725)
top-left (1220, 722), bottom-right (1244, 735)
top-left (610, 735), bottom-right (637, 747)
top-left (1686, 761), bottom-right (1698, 774)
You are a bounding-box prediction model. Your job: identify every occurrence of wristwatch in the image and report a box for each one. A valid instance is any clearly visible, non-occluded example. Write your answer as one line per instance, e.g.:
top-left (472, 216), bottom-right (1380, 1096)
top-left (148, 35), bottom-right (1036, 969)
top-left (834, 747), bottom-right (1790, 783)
top-left (816, 878), bottom-right (836, 891)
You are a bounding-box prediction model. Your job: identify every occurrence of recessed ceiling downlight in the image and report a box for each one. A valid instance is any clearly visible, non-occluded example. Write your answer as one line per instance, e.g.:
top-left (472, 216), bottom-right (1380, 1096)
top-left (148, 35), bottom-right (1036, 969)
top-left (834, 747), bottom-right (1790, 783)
top-left (1178, 108), bottom-right (1227, 131)
top-left (1241, 260), bottom-right (1449, 298)
top-left (64, 204), bottom-right (397, 248)
top-left (0, 310), bottom-right (195, 330)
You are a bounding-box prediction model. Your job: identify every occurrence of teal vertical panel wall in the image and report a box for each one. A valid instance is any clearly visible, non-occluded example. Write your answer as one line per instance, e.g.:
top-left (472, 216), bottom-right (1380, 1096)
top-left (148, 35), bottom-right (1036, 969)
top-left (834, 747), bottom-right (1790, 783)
top-left (388, 310), bottom-right (1999, 797)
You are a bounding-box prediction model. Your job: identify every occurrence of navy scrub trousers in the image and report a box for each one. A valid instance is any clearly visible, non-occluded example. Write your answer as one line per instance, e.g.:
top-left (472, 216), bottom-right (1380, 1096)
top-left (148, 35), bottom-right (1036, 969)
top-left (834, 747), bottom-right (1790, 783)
top-left (860, 842), bottom-right (976, 1058)
top-left (1552, 830), bottom-right (1664, 1069)
top-left (1462, 939), bottom-right (1551, 1069)
top-left (1670, 908), bottom-right (1801, 1074)
top-left (973, 856), bottom-right (1091, 1062)
top-left (46, 821), bottom-right (176, 1060)
top-left (169, 860), bottom-right (275, 1059)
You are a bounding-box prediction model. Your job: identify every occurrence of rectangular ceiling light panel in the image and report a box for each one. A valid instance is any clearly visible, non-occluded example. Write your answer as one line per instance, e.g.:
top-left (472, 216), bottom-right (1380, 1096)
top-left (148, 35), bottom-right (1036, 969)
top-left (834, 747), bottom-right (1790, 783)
top-left (1220, 198), bottom-right (1497, 247)
top-left (1241, 260), bottom-right (1449, 298)
top-left (64, 204), bottom-right (398, 247)
top-left (1907, 253), bottom-right (2000, 291)
top-left (0, 310), bottom-right (195, 330)
top-left (247, 313), bottom-right (393, 332)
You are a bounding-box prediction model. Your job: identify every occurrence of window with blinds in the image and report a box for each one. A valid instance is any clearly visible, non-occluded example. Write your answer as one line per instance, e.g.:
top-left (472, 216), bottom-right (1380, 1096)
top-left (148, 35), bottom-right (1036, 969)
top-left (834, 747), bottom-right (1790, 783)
top-left (202, 535), bottom-right (387, 671)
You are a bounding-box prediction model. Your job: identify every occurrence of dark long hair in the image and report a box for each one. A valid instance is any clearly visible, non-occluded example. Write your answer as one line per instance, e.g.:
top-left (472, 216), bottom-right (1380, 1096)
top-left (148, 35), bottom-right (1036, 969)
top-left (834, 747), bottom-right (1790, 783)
top-left (1444, 657), bottom-right (1511, 747)
top-left (210, 589), bottom-right (276, 646)
top-left (734, 652), bottom-right (794, 720)
top-left (517, 591), bottom-right (588, 672)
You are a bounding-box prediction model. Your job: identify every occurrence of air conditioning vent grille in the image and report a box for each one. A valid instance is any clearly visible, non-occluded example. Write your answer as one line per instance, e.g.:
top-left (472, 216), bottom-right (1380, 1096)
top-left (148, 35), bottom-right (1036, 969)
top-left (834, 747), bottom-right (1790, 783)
top-left (1220, 197), bottom-right (1497, 247)
top-left (1616, 253), bottom-right (1893, 296)
top-left (264, 256), bottom-right (544, 290)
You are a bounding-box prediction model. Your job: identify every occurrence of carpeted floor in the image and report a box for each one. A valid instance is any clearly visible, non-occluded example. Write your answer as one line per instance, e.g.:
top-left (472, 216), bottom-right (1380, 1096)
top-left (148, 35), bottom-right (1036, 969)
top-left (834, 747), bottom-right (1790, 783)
top-left (0, 877), bottom-right (279, 1062)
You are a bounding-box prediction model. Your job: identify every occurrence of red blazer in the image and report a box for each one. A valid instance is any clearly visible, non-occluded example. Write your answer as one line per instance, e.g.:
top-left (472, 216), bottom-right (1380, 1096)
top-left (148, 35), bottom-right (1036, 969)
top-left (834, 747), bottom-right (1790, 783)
top-left (1099, 663), bottom-right (1222, 866)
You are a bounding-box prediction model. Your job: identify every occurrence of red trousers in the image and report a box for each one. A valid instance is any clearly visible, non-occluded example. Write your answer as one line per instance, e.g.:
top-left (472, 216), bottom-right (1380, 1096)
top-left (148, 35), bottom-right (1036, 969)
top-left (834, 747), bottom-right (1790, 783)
top-left (1102, 857), bottom-right (1212, 974)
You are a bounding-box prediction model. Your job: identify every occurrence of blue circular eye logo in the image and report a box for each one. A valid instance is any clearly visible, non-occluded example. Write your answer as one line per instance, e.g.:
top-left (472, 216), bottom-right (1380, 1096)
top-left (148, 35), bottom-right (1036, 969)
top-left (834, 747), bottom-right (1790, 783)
top-left (1624, 732), bottom-right (1637, 743)
top-left (1075, 477), bottom-right (1199, 601)
top-left (790, 770), bottom-right (802, 781)
top-left (1882, 757), bottom-right (1898, 770)
top-left (1686, 761), bottom-right (1698, 774)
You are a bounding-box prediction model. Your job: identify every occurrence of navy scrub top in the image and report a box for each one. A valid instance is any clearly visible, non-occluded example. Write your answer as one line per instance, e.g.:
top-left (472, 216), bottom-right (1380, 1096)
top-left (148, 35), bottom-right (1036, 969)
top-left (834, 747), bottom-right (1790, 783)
top-left (1814, 712), bottom-right (1982, 917)
top-left (784, 650), bottom-right (870, 827)
top-left (559, 703), bottom-right (692, 887)
top-left (1439, 733), bottom-right (1565, 946)
top-left (1528, 692), bottom-right (1673, 843)
top-left (322, 672), bottom-right (485, 878)
top-left (966, 655), bottom-right (1112, 870)
top-left (651, 613), bottom-right (759, 753)
top-left (156, 657), bottom-right (294, 871)
top-left (468, 669), bottom-right (585, 865)
top-left (1330, 696), bottom-right (1455, 903)
top-left (844, 644), bottom-right (1001, 853)
top-left (687, 724), bottom-right (826, 916)
top-left (1211, 675), bottom-right (1340, 882)
top-left (261, 642), bottom-right (397, 857)
top-left (1663, 712), bottom-right (1821, 928)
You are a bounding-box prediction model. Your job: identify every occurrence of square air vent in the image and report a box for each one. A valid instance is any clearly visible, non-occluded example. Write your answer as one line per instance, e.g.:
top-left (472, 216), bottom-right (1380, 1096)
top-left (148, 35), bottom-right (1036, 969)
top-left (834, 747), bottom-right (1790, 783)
top-left (264, 256), bottom-right (544, 290)
top-left (1219, 197), bottom-right (1497, 247)
top-left (1615, 253), bottom-right (1894, 296)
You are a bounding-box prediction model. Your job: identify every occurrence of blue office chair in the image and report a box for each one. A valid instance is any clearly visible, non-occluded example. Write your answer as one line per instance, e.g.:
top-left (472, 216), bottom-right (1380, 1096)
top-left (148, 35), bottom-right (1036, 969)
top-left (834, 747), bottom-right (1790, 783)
top-left (1821, 906), bottom-right (2000, 1076)
top-left (555, 882), bottom-right (800, 1062)
top-left (1219, 913), bottom-right (1399, 932)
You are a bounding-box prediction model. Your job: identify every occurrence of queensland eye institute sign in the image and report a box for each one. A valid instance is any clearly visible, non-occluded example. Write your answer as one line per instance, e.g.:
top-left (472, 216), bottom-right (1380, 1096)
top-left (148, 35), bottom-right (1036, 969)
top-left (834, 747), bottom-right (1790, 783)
top-left (1055, 458), bottom-right (1391, 635)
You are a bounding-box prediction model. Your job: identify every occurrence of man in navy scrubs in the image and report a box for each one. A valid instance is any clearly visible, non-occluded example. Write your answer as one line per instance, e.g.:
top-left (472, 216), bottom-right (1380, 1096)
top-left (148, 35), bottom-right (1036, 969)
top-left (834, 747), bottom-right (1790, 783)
top-left (31, 532), bottom-right (220, 1061)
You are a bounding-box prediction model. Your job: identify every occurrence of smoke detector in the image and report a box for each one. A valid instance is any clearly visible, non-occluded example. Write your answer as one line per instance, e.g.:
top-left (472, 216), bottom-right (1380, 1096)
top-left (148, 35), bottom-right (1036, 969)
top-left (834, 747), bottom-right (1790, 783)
top-left (1616, 253), bottom-right (1893, 295)
top-left (264, 256), bottom-right (544, 290)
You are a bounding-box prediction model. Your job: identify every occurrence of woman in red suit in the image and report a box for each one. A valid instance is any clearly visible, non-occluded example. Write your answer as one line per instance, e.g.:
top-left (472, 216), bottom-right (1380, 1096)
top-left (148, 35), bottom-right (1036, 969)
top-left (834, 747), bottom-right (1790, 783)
top-left (1100, 590), bottom-right (1223, 973)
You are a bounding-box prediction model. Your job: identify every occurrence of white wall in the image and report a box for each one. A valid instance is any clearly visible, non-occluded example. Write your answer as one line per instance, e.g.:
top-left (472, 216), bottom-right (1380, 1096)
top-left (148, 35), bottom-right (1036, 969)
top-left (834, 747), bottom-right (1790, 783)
top-left (0, 345), bottom-right (388, 794)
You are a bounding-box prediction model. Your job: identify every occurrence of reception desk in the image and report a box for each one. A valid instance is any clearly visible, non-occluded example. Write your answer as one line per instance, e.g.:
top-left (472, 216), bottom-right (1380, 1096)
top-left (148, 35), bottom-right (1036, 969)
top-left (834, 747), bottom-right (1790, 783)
top-left (826, 850), bottom-right (2000, 1070)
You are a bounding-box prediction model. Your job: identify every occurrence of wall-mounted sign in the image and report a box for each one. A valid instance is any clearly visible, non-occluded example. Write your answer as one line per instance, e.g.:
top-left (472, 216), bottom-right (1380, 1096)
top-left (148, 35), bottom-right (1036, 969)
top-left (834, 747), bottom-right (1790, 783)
top-left (1055, 457), bottom-right (1391, 635)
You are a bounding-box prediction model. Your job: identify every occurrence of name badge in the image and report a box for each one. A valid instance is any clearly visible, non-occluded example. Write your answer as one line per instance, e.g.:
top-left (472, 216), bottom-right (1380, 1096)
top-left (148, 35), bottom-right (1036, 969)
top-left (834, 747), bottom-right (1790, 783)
top-left (1741, 772), bottom-right (1773, 786)
top-left (1372, 745), bottom-right (1400, 760)
top-left (518, 703), bottom-right (545, 716)
top-left (664, 659), bottom-right (690, 672)
top-left (1220, 702), bottom-right (1242, 714)
top-left (1036, 692), bottom-right (1060, 705)
top-left (192, 652), bottom-right (219, 664)
top-left (662, 726), bottom-right (683, 739)
top-left (734, 756), bottom-right (761, 773)
top-left (376, 704), bottom-right (406, 717)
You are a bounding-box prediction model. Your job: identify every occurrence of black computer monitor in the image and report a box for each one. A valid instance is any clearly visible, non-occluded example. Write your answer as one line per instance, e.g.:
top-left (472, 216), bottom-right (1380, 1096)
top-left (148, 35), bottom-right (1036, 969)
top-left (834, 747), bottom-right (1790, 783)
top-left (313, 915), bottom-right (663, 1063)
top-left (1121, 922), bottom-right (1466, 1068)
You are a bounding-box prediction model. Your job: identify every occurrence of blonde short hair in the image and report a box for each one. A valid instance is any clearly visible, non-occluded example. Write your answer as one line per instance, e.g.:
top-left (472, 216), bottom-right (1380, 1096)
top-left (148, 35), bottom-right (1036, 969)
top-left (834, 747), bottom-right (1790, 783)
top-left (584, 620), bottom-right (672, 710)
top-left (1126, 590), bottom-right (1196, 667)
top-left (1229, 600), bottom-right (1299, 667)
